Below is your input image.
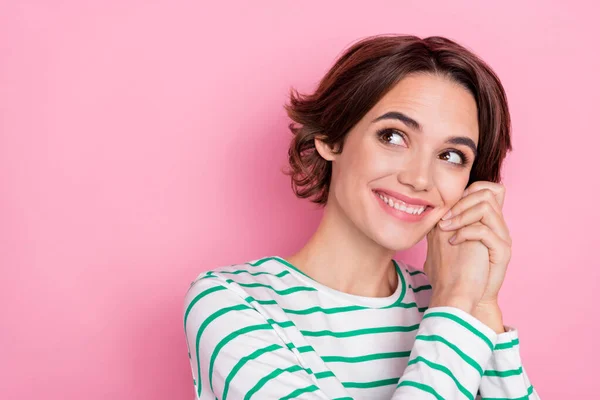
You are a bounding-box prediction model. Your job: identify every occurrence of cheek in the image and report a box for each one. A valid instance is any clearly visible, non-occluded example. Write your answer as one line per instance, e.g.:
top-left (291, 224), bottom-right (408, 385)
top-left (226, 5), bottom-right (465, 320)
top-left (435, 171), bottom-right (469, 208)
top-left (339, 141), bottom-right (386, 186)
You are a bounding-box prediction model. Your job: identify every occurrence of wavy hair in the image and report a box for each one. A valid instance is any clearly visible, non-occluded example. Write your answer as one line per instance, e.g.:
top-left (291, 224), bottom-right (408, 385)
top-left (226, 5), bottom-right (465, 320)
top-left (284, 34), bottom-right (512, 205)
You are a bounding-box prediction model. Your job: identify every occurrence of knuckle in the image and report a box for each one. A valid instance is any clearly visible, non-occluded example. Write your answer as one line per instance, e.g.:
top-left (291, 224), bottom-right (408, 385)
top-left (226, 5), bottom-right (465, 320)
top-left (502, 247), bottom-right (512, 264)
top-left (475, 225), bottom-right (488, 236)
top-left (480, 201), bottom-right (493, 213)
top-left (483, 189), bottom-right (495, 201)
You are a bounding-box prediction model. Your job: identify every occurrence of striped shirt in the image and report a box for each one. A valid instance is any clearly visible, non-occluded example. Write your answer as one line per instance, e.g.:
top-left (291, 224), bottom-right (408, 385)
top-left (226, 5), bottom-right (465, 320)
top-left (183, 256), bottom-right (539, 399)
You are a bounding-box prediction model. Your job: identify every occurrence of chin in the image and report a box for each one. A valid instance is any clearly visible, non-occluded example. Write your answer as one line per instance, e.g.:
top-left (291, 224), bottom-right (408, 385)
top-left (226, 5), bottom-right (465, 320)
top-left (368, 226), bottom-right (423, 252)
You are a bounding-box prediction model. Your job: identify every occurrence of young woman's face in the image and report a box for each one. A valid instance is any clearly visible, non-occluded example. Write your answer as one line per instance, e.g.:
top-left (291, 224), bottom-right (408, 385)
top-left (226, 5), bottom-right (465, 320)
top-left (318, 73), bottom-right (480, 251)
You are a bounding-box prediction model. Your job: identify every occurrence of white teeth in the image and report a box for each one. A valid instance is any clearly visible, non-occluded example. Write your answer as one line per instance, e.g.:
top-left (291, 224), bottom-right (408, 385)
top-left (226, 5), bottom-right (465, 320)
top-left (377, 192), bottom-right (426, 215)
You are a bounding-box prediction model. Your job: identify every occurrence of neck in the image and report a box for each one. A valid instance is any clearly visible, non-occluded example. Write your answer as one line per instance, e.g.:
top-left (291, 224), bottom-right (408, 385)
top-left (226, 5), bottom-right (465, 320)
top-left (286, 199), bottom-right (398, 298)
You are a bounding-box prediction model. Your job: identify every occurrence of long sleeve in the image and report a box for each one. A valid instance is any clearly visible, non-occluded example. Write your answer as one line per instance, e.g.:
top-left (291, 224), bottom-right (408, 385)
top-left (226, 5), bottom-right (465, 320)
top-left (392, 306), bottom-right (498, 399)
top-left (184, 274), bottom-right (514, 400)
top-left (183, 276), bottom-right (331, 400)
top-left (477, 326), bottom-right (540, 399)
top-left (405, 265), bottom-right (540, 400)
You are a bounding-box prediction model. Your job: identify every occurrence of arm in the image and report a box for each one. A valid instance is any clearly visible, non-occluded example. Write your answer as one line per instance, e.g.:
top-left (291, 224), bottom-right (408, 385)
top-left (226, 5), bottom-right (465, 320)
top-left (408, 267), bottom-right (539, 400)
top-left (392, 305), bottom-right (498, 400)
top-left (477, 326), bottom-right (540, 399)
top-left (468, 301), bottom-right (540, 399)
top-left (183, 275), bottom-right (504, 400)
top-left (183, 276), bottom-right (332, 400)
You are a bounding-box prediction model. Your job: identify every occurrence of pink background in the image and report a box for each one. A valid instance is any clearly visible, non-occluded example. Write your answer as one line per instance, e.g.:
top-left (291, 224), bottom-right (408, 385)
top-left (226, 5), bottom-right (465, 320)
top-left (1, 1), bottom-right (598, 399)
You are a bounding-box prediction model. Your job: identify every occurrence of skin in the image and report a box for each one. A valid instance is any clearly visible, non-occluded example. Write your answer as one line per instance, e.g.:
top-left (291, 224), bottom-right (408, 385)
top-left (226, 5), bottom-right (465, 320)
top-left (286, 72), bottom-right (512, 333)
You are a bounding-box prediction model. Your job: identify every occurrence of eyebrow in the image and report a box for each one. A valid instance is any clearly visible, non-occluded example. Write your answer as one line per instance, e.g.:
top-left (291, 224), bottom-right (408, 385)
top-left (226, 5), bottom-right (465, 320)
top-left (373, 111), bottom-right (422, 132)
top-left (372, 111), bottom-right (478, 158)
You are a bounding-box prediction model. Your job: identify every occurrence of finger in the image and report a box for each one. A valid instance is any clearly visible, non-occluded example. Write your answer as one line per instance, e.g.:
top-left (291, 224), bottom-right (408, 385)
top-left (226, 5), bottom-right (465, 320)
top-left (442, 188), bottom-right (501, 221)
top-left (463, 181), bottom-right (506, 209)
top-left (449, 223), bottom-right (511, 264)
top-left (438, 201), bottom-right (511, 243)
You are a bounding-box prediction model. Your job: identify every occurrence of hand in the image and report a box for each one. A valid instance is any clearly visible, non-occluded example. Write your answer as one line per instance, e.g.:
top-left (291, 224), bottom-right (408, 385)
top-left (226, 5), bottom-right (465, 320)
top-left (425, 215), bottom-right (490, 316)
top-left (435, 181), bottom-right (512, 332)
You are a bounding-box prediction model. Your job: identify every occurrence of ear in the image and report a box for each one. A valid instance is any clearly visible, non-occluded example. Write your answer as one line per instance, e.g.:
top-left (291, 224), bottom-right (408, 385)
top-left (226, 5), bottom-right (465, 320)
top-left (314, 135), bottom-right (339, 161)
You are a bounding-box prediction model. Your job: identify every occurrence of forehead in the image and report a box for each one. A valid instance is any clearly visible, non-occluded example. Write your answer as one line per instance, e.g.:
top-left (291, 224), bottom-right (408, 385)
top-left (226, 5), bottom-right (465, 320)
top-left (366, 73), bottom-right (479, 143)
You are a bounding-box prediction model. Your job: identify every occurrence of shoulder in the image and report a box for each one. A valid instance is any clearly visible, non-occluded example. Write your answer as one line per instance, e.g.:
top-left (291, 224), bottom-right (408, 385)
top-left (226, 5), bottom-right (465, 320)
top-left (182, 258), bottom-right (277, 339)
top-left (183, 256), bottom-right (292, 313)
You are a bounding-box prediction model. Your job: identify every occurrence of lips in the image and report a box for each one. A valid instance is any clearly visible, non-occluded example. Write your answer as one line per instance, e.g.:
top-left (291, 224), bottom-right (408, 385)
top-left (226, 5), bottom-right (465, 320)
top-left (372, 188), bottom-right (434, 208)
top-left (372, 190), bottom-right (434, 223)
top-left (374, 191), bottom-right (428, 215)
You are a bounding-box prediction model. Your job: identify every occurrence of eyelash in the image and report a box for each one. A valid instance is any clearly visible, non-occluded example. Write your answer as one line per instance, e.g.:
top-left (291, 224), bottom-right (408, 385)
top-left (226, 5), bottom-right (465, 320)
top-left (375, 128), bottom-right (471, 167)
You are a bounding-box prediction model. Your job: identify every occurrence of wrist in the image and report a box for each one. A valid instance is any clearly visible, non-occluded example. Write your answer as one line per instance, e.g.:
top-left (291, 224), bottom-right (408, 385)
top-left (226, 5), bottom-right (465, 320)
top-left (473, 303), bottom-right (505, 334)
top-left (429, 295), bottom-right (476, 315)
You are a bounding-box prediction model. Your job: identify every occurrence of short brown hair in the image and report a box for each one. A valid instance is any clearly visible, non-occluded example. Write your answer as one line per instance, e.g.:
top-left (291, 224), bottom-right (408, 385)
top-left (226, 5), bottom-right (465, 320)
top-left (284, 34), bottom-right (512, 205)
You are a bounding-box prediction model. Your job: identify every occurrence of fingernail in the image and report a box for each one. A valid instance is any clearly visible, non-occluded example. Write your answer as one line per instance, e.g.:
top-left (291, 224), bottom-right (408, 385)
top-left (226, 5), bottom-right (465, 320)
top-left (438, 219), bottom-right (452, 228)
top-left (442, 210), bottom-right (452, 220)
top-left (449, 235), bottom-right (456, 244)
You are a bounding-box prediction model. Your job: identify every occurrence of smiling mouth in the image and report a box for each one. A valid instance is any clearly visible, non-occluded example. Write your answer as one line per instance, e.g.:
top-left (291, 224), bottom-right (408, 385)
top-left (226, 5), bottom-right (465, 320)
top-left (373, 191), bottom-right (430, 216)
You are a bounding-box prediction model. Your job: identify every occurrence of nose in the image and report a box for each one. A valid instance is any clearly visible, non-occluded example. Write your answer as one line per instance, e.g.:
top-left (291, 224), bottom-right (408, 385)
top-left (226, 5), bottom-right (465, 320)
top-left (396, 154), bottom-right (433, 192)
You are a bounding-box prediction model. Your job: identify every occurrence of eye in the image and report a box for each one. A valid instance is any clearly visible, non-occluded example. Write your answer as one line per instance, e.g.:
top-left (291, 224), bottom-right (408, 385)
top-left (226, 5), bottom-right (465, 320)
top-left (440, 150), bottom-right (467, 165)
top-left (377, 128), bottom-right (407, 147)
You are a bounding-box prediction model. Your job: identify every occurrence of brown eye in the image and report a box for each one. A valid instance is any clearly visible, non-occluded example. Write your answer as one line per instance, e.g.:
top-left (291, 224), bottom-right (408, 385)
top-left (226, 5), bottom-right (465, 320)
top-left (377, 129), bottom-right (406, 146)
top-left (440, 150), bottom-right (465, 165)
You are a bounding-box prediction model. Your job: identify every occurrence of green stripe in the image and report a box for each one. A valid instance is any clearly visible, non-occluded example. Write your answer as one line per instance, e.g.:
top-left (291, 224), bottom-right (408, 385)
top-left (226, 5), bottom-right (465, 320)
top-left (343, 377), bottom-right (399, 389)
top-left (265, 319), bottom-right (295, 329)
top-left (480, 385), bottom-right (534, 400)
top-left (408, 356), bottom-right (473, 400)
top-left (398, 380), bottom-right (445, 400)
top-left (483, 367), bottom-right (523, 377)
top-left (297, 345), bottom-right (315, 353)
top-left (280, 384), bottom-right (320, 400)
top-left (412, 284), bottom-right (432, 293)
top-left (183, 285), bottom-right (226, 332)
top-left (222, 344), bottom-right (283, 400)
top-left (183, 284), bottom-right (229, 397)
top-left (270, 257), bottom-right (408, 306)
top-left (248, 257), bottom-right (279, 267)
top-left (423, 311), bottom-right (494, 351)
top-left (209, 324), bottom-right (273, 392)
top-left (393, 259), bottom-right (407, 304)
top-left (257, 299), bottom-right (278, 305)
top-left (283, 300), bottom-right (419, 315)
top-left (315, 371), bottom-right (335, 379)
top-left (234, 281), bottom-right (317, 295)
top-left (416, 334), bottom-right (483, 376)
top-left (270, 256), bottom-right (314, 280)
top-left (301, 323), bottom-right (420, 338)
top-left (407, 269), bottom-right (426, 276)
top-left (391, 301), bottom-right (420, 309)
top-left (322, 351), bottom-right (410, 363)
top-left (244, 365), bottom-right (304, 399)
top-left (218, 269), bottom-right (290, 278)
top-left (195, 304), bottom-right (252, 397)
top-left (283, 304), bottom-right (368, 315)
top-left (254, 297), bottom-right (421, 315)
top-left (494, 338), bottom-right (519, 350)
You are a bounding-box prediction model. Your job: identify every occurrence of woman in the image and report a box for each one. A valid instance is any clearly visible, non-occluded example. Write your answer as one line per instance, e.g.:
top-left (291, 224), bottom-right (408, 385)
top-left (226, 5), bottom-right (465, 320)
top-left (183, 34), bottom-right (540, 399)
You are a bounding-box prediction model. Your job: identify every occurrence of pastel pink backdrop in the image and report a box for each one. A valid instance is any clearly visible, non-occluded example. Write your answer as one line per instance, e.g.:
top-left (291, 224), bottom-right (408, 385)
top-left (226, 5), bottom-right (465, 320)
top-left (1, 1), bottom-right (598, 399)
